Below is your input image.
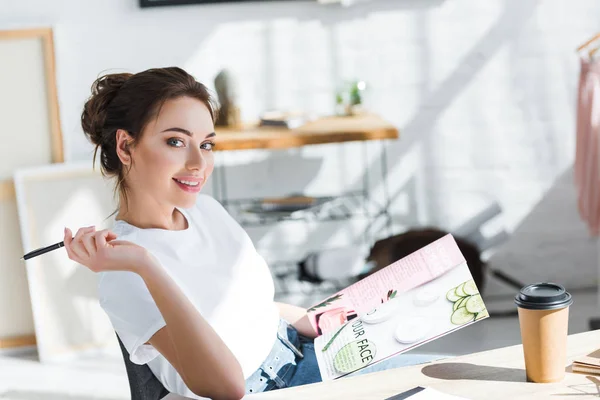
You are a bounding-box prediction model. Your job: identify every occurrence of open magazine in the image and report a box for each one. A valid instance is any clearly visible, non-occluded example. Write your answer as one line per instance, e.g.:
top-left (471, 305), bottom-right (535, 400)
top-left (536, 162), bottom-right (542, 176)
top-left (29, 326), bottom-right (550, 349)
top-left (306, 234), bottom-right (488, 380)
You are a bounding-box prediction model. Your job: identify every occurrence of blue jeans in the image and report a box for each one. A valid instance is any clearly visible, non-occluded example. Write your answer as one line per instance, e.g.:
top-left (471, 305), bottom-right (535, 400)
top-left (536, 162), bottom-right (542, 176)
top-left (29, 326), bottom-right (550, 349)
top-left (245, 319), bottom-right (447, 394)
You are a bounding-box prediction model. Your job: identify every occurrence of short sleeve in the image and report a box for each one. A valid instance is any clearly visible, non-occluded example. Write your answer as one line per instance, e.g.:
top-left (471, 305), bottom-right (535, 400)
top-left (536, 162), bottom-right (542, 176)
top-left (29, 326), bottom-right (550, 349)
top-left (98, 270), bottom-right (166, 365)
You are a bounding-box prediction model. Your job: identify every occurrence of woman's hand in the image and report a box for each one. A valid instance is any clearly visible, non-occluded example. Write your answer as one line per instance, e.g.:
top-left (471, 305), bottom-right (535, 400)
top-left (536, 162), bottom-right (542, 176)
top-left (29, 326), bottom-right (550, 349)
top-left (64, 226), bottom-right (155, 274)
top-left (276, 302), bottom-right (318, 339)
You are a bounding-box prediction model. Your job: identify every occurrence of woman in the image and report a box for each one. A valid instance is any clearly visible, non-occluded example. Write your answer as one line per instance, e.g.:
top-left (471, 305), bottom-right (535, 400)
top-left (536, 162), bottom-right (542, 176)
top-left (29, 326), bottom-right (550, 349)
top-left (66, 67), bottom-right (441, 400)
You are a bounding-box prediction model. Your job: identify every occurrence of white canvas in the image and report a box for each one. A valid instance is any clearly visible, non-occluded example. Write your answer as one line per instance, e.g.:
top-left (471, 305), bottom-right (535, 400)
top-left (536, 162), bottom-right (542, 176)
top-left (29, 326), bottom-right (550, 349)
top-left (14, 162), bottom-right (120, 363)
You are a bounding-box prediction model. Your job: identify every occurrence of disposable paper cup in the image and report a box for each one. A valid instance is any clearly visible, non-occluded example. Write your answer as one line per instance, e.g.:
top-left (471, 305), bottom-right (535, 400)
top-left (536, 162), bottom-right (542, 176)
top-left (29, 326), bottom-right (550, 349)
top-left (515, 283), bottom-right (573, 383)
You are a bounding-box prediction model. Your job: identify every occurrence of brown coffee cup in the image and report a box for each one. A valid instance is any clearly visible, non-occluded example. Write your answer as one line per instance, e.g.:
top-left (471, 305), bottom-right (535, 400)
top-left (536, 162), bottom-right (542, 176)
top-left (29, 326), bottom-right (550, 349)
top-left (515, 283), bottom-right (573, 383)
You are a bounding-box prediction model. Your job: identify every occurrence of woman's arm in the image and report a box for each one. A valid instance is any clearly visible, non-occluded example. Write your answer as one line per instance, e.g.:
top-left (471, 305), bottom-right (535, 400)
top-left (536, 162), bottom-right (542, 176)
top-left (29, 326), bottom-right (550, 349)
top-left (63, 227), bottom-right (245, 400)
top-left (139, 260), bottom-right (246, 400)
top-left (275, 302), bottom-right (318, 339)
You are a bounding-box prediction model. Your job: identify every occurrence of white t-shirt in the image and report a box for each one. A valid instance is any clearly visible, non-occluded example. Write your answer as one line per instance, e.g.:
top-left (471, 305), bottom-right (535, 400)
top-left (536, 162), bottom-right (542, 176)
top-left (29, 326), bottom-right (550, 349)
top-left (98, 195), bottom-right (280, 399)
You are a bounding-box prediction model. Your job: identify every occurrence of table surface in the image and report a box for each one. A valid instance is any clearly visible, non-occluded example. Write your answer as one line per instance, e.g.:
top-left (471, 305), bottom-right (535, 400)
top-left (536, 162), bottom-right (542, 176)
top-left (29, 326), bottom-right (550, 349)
top-left (214, 114), bottom-right (399, 151)
top-left (242, 329), bottom-right (600, 400)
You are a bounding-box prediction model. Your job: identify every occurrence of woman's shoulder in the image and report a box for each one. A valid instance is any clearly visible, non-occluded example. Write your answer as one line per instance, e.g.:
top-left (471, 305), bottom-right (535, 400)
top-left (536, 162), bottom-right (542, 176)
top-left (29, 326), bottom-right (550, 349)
top-left (111, 218), bottom-right (139, 239)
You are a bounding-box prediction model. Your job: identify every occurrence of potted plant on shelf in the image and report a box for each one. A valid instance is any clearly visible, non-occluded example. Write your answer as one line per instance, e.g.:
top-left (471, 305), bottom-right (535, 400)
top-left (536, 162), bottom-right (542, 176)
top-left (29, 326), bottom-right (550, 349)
top-left (336, 80), bottom-right (367, 116)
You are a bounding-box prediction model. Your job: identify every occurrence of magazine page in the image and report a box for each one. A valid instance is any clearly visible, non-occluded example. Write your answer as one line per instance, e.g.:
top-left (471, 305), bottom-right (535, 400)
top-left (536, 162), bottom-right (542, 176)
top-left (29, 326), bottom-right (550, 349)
top-left (306, 234), bottom-right (488, 380)
top-left (306, 234), bottom-right (468, 336)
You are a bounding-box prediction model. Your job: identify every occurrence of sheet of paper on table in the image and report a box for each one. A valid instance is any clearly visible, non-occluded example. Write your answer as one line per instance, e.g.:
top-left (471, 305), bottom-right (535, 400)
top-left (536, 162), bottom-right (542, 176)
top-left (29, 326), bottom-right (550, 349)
top-left (385, 386), bottom-right (470, 400)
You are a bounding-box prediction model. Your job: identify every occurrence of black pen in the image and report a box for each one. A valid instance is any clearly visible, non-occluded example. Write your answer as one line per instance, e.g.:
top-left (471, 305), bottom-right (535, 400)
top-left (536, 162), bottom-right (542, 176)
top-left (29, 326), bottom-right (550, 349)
top-left (21, 241), bottom-right (65, 261)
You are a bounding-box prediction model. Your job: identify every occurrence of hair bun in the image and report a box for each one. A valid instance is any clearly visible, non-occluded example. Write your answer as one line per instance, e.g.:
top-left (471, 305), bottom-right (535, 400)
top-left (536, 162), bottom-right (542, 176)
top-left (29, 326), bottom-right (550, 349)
top-left (81, 73), bottom-right (132, 146)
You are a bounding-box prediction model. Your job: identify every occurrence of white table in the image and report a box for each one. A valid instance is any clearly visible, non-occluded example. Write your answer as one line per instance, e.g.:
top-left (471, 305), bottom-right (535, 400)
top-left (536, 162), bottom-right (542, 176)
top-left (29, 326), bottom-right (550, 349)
top-left (245, 329), bottom-right (600, 399)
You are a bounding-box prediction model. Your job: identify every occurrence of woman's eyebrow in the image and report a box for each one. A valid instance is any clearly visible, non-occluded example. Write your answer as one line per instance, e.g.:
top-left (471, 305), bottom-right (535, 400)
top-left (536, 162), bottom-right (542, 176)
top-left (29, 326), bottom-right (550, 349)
top-left (161, 127), bottom-right (216, 139)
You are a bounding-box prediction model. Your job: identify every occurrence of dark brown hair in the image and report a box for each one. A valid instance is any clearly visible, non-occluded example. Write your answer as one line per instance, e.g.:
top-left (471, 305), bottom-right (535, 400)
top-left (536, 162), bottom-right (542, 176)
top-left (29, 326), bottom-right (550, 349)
top-left (81, 67), bottom-right (217, 205)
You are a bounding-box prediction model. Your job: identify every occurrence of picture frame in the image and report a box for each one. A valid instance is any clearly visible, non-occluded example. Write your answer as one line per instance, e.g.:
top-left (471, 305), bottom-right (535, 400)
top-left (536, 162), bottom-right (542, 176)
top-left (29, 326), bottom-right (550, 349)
top-left (0, 27), bottom-right (63, 349)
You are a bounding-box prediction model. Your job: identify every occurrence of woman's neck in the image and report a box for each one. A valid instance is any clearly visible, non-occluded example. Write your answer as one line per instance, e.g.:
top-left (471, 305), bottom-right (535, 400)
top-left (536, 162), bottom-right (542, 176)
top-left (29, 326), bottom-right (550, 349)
top-left (116, 193), bottom-right (187, 231)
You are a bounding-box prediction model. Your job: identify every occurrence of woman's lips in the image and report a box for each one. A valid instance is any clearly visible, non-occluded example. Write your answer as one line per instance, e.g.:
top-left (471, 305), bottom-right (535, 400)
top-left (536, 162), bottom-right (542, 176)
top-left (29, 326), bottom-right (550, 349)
top-left (173, 177), bottom-right (203, 193)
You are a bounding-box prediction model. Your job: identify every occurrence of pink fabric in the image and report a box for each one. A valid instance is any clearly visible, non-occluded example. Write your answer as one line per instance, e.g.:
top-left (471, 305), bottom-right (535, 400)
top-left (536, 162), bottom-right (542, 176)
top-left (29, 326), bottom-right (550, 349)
top-left (575, 57), bottom-right (600, 236)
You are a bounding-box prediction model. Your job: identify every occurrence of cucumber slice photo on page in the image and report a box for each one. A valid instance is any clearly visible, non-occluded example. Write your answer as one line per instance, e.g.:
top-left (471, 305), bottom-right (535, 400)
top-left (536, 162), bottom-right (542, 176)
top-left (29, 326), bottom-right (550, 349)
top-left (465, 294), bottom-right (485, 314)
top-left (451, 307), bottom-right (475, 325)
top-left (446, 287), bottom-right (461, 302)
top-left (454, 283), bottom-right (467, 298)
top-left (463, 280), bottom-right (479, 296)
top-left (453, 296), bottom-right (469, 311)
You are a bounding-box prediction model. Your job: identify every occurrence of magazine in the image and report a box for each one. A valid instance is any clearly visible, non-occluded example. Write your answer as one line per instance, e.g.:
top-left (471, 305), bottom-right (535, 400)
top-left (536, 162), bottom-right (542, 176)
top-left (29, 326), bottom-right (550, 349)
top-left (306, 234), bottom-right (488, 380)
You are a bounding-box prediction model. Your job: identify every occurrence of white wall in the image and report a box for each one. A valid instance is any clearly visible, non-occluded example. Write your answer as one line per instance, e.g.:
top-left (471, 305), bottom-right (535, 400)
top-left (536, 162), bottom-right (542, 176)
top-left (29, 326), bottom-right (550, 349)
top-left (2, 0), bottom-right (600, 299)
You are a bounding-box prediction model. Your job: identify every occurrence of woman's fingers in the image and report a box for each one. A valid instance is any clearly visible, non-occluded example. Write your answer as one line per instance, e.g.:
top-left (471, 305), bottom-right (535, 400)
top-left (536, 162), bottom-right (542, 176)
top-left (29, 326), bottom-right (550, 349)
top-left (70, 226), bottom-right (95, 259)
top-left (81, 231), bottom-right (97, 256)
top-left (94, 229), bottom-right (117, 249)
top-left (64, 227), bottom-right (72, 246)
top-left (63, 226), bottom-right (130, 273)
top-left (73, 226), bottom-right (94, 241)
top-left (64, 227), bottom-right (86, 261)
top-left (106, 231), bottom-right (118, 242)
top-left (64, 227), bottom-right (76, 260)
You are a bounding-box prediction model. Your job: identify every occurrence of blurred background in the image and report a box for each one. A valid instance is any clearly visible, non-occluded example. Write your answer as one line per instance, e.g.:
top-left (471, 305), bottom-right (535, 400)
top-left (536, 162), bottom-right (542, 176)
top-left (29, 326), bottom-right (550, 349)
top-left (1, 0), bottom-right (600, 398)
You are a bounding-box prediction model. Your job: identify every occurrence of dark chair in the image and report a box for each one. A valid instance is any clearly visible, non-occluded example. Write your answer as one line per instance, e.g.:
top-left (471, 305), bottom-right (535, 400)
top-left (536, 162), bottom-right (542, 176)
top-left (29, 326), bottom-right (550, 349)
top-left (116, 333), bottom-right (170, 400)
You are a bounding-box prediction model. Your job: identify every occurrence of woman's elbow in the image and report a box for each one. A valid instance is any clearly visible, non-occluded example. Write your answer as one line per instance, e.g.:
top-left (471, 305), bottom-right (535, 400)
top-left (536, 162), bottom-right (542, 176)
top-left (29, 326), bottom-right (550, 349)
top-left (189, 378), bottom-right (246, 400)
top-left (224, 383), bottom-right (246, 400)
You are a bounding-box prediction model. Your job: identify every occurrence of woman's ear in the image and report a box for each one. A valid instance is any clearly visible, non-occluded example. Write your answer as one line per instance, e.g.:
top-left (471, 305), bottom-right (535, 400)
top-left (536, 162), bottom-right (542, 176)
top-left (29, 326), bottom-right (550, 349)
top-left (115, 129), bottom-right (133, 166)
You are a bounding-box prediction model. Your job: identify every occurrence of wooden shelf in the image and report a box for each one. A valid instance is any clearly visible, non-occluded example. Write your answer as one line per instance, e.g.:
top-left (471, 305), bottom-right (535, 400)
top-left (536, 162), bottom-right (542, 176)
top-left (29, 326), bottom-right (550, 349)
top-left (0, 334), bottom-right (36, 349)
top-left (214, 114), bottom-right (399, 151)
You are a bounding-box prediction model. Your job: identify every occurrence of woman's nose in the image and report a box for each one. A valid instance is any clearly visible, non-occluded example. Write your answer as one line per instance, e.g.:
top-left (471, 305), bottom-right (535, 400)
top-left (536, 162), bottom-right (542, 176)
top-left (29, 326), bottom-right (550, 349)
top-left (186, 148), bottom-right (206, 171)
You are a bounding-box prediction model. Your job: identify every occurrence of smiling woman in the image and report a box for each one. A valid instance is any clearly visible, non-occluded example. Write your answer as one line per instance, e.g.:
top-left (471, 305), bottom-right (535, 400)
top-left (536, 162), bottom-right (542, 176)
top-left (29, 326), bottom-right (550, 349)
top-left (68, 66), bottom-right (432, 400)
top-left (70, 67), bottom-right (322, 400)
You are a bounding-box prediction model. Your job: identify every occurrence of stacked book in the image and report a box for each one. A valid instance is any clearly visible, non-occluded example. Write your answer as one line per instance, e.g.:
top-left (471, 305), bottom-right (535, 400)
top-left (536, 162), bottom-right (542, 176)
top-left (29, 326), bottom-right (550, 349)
top-left (573, 349), bottom-right (600, 375)
top-left (259, 111), bottom-right (309, 129)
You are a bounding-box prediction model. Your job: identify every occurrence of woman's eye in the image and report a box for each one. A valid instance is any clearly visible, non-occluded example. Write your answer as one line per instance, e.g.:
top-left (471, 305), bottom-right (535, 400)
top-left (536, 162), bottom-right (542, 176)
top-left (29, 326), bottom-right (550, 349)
top-left (167, 138), bottom-right (185, 147)
top-left (201, 141), bottom-right (216, 151)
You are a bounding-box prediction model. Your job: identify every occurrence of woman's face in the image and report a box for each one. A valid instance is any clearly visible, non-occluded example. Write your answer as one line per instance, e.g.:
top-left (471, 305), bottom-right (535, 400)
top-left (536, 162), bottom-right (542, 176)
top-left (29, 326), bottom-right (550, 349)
top-left (124, 96), bottom-right (216, 209)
